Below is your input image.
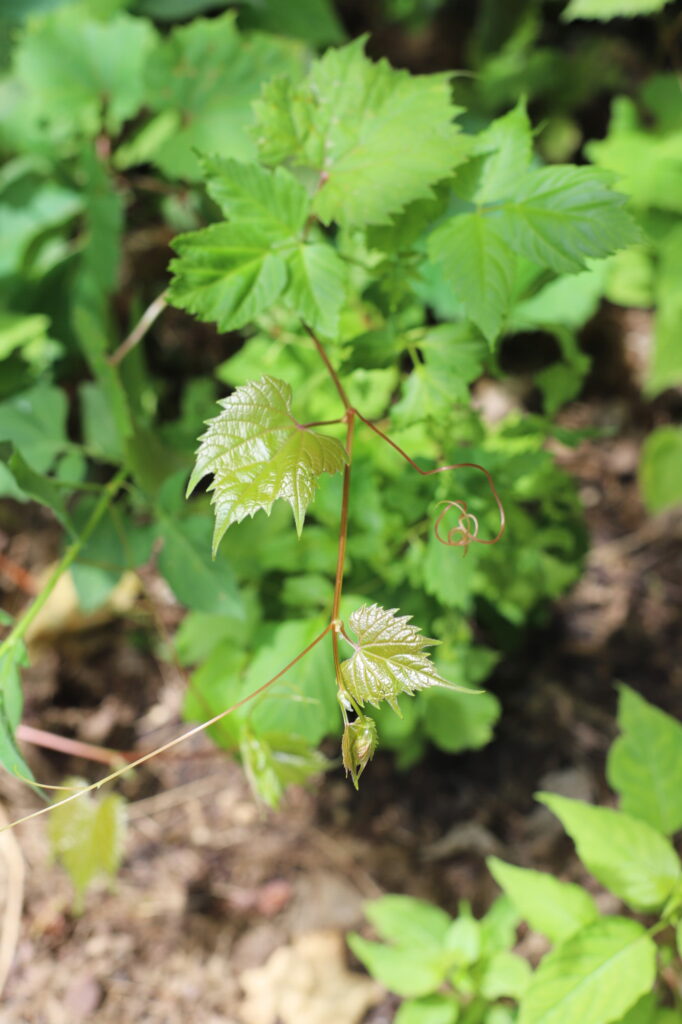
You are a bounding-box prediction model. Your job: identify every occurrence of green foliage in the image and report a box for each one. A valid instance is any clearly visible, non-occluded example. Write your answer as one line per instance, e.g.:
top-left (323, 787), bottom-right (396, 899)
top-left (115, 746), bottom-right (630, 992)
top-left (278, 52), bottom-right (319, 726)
top-left (638, 427), bottom-right (682, 514)
top-left (355, 689), bottom-right (682, 1023)
top-left (562, 0), bottom-right (674, 20)
top-left (49, 782), bottom-right (126, 912)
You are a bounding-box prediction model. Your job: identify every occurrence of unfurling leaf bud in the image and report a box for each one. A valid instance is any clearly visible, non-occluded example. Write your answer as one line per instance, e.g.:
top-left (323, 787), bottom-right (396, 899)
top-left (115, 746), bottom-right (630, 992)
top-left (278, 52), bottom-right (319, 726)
top-left (342, 715), bottom-right (378, 790)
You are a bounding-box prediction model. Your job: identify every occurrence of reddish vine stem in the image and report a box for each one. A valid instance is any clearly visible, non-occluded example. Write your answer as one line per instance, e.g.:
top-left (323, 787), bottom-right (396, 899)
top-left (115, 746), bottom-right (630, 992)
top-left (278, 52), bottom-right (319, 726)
top-left (303, 324), bottom-right (352, 409)
top-left (15, 725), bottom-right (134, 768)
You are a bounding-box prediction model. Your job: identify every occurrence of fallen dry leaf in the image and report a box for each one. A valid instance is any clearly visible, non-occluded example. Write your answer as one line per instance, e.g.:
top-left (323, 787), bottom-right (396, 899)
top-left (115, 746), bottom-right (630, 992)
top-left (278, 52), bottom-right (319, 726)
top-left (238, 930), bottom-right (382, 1024)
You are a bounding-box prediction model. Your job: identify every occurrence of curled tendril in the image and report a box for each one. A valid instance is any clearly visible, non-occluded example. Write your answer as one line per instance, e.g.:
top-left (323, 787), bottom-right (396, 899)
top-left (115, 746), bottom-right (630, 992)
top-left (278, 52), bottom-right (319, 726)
top-left (353, 411), bottom-right (506, 552)
top-left (434, 500), bottom-right (480, 551)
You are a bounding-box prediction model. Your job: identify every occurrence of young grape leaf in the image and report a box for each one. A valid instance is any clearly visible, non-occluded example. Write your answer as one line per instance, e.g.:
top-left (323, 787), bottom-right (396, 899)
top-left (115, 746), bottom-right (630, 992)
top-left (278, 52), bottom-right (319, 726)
top-left (255, 36), bottom-right (469, 227)
top-left (518, 917), bottom-right (656, 1024)
top-left (339, 604), bottom-right (467, 714)
top-left (187, 376), bottom-right (348, 552)
top-left (48, 780), bottom-right (126, 912)
top-left (607, 685), bottom-right (682, 835)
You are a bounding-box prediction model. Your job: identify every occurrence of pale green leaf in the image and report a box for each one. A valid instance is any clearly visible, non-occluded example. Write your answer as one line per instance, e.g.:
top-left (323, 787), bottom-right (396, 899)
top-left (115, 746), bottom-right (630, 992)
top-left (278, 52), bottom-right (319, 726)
top-left (456, 98), bottom-right (533, 205)
top-left (187, 376), bottom-right (347, 550)
top-left (256, 37), bottom-right (469, 227)
top-left (395, 994), bottom-right (459, 1024)
top-left (347, 934), bottom-right (452, 998)
top-left (607, 685), bottom-right (682, 835)
top-left (340, 604), bottom-right (465, 714)
top-left (202, 157), bottom-right (309, 236)
top-left (639, 427), bottom-right (682, 514)
top-left (0, 643), bottom-right (35, 785)
top-left (563, 0), bottom-right (673, 21)
top-left (480, 951), bottom-right (532, 1000)
top-left (538, 793), bottom-right (681, 911)
top-left (48, 780), bottom-right (126, 910)
top-left (428, 213), bottom-right (516, 342)
top-left (492, 166), bottom-right (639, 274)
top-left (487, 857), bottom-right (598, 943)
top-left (240, 730), bottom-right (329, 809)
top-left (444, 914), bottom-right (481, 965)
top-left (363, 895), bottom-right (452, 949)
top-left (284, 243), bottom-right (348, 337)
top-left (518, 917), bottom-right (656, 1024)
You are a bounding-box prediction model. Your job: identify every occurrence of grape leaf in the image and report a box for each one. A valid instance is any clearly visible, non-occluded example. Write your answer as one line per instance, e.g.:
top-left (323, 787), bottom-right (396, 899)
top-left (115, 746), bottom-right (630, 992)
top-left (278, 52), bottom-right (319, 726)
top-left (48, 780), bottom-right (126, 912)
top-left (428, 212), bottom-right (517, 342)
top-left (186, 376), bottom-right (348, 552)
top-left (339, 604), bottom-right (465, 714)
top-left (607, 685), bottom-right (682, 834)
top-left (492, 166), bottom-right (639, 274)
top-left (255, 36), bottom-right (469, 227)
top-left (518, 917), bottom-right (656, 1024)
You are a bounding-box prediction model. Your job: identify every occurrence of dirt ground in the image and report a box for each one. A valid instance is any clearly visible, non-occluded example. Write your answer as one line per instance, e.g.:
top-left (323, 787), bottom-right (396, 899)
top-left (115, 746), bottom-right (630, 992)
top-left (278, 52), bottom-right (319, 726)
top-left (1, 310), bottom-right (681, 1024)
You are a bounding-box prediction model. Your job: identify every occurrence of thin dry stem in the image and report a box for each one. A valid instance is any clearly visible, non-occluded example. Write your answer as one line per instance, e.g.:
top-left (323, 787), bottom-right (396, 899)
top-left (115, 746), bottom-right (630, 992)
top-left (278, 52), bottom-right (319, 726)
top-left (109, 290), bottom-right (168, 367)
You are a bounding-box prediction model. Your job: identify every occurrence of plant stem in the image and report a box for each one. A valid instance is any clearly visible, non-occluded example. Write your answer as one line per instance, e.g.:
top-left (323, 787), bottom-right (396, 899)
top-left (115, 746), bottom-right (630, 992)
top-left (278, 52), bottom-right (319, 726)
top-left (0, 467), bottom-right (127, 657)
top-left (108, 290), bottom-right (168, 367)
top-left (303, 324), bottom-right (352, 411)
top-left (3, 622), bottom-right (333, 833)
top-left (331, 410), bottom-right (356, 691)
top-left (15, 724), bottom-right (133, 768)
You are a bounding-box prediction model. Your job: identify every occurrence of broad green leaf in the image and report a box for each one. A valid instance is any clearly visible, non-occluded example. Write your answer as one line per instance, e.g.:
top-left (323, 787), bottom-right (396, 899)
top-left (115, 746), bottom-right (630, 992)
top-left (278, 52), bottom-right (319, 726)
top-left (168, 222), bottom-right (290, 333)
top-left (15, 7), bottom-right (156, 136)
top-left (0, 643), bottom-right (35, 785)
top-left (156, 513), bottom-right (242, 616)
top-left (563, 0), bottom-right (673, 20)
top-left (363, 895), bottom-right (452, 948)
top-left (6, 448), bottom-right (74, 535)
top-left (479, 896), bottom-right (520, 957)
top-left (240, 730), bottom-right (328, 809)
top-left (186, 376), bottom-right (348, 550)
top-left (428, 213), bottom-right (516, 342)
top-left (284, 243), bottom-right (348, 337)
top-left (607, 685), bottom-right (682, 834)
top-left (0, 382), bottom-right (68, 475)
top-left (518, 917), bottom-right (656, 1024)
top-left (616, 994), bottom-right (658, 1024)
top-left (444, 913), bottom-right (481, 965)
top-left (538, 793), bottom-right (681, 911)
top-left (587, 120), bottom-right (682, 215)
top-left (256, 37), bottom-right (469, 227)
top-left (480, 951), bottom-right (532, 1000)
top-left (423, 686), bottom-right (500, 754)
top-left (347, 934), bottom-right (452, 998)
top-left (492, 166), bottom-right (639, 274)
top-left (639, 427), bottom-right (682, 513)
top-left (395, 994), bottom-right (459, 1024)
top-left (48, 780), bottom-right (126, 912)
top-left (120, 12), bottom-right (303, 181)
top-left (241, 618), bottom-right (339, 745)
top-left (487, 857), bottom-right (598, 943)
top-left (340, 604), bottom-right (464, 714)
top-left (202, 157), bottom-right (309, 236)
top-left (0, 183), bottom-right (82, 278)
top-left (511, 263), bottom-right (607, 332)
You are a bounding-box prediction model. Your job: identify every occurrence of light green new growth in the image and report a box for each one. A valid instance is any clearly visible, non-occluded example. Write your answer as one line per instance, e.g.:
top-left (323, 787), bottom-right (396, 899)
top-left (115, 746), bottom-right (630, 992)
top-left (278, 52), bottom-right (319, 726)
top-left (186, 375), bottom-right (348, 553)
top-left (340, 604), bottom-right (465, 714)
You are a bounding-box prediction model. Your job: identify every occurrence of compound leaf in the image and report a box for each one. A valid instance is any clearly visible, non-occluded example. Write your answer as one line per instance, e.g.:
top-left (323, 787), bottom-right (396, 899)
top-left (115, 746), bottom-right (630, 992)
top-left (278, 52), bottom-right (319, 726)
top-left (48, 780), bottom-right (126, 912)
top-left (187, 376), bottom-right (348, 551)
top-left (340, 604), bottom-right (465, 714)
top-left (256, 37), bottom-right (469, 227)
top-left (203, 156), bottom-right (309, 237)
top-left (493, 166), bottom-right (639, 274)
top-left (538, 793), bottom-right (681, 911)
top-left (518, 917), bottom-right (656, 1024)
top-left (284, 242), bottom-right (348, 337)
top-left (607, 685), bottom-right (682, 835)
